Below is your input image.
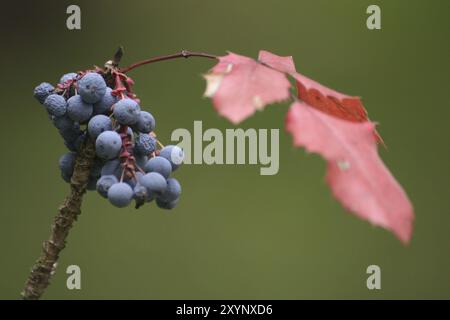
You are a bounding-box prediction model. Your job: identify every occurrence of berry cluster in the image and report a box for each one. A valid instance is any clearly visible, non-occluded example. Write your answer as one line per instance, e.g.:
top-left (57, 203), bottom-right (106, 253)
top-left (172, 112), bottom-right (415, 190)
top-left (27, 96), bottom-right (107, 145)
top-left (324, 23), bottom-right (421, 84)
top-left (33, 66), bottom-right (183, 209)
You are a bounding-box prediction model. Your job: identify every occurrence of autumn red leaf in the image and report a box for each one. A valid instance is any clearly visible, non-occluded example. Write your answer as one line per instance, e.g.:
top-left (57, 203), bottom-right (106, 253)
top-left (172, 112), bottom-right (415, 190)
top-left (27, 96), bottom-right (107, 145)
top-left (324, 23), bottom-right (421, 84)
top-left (204, 49), bottom-right (414, 243)
top-left (258, 50), bottom-right (370, 123)
top-left (286, 102), bottom-right (414, 243)
top-left (203, 52), bottom-right (291, 124)
top-left (258, 50), bottom-right (384, 144)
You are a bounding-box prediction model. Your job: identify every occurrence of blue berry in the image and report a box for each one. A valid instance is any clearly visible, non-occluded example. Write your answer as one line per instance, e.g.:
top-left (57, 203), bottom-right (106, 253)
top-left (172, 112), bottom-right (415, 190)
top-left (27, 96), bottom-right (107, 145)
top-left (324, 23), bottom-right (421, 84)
top-left (113, 98), bottom-right (141, 125)
top-left (93, 87), bottom-right (117, 115)
top-left (34, 82), bottom-right (54, 104)
top-left (44, 94), bottom-right (67, 117)
top-left (52, 114), bottom-right (75, 131)
top-left (59, 152), bottom-right (77, 179)
top-left (135, 134), bottom-right (156, 155)
top-left (96, 131), bottom-right (122, 160)
top-left (67, 95), bottom-right (93, 123)
top-left (108, 182), bottom-right (134, 208)
top-left (88, 115), bottom-right (112, 139)
top-left (144, 156), bottom-right (172, 178)
top-left (101, 159), bottom-right (122, 178)
top-left (78, 72), bottom-right (107, 104)
top-left (159, 145), bottom-right (184, 171)
top-left (59, 72), bottom-right (78, 84)
top-left (134, 111), bottom-right (156, 133)
top-left (159, 178), bottom-right (181, 202)
top-left (96, 175), bottom-right (118, 198)
top-left (140, 172), bottom-right (167, 194)
top-left (134, 184), bottom-right (154, 204)
top-left (59, 123), bottom-right (82, 144)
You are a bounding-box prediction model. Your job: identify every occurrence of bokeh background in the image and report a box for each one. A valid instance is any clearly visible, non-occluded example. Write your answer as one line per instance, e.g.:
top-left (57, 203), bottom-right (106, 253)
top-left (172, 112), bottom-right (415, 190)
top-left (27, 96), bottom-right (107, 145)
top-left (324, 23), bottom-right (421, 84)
top-left (0, 0), bottom-right (449, 299)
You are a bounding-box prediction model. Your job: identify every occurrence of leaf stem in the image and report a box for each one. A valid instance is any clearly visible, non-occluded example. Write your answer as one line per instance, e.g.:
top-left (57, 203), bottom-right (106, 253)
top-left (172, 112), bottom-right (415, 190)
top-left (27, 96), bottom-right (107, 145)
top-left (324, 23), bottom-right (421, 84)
top-left (120, 50), bottom-right (218, 73)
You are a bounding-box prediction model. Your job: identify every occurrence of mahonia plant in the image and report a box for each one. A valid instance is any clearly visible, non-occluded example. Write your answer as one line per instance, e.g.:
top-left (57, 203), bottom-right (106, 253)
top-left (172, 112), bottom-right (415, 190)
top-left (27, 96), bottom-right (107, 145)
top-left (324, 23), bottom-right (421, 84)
top-left (22, 48), bottom-right (414, 300)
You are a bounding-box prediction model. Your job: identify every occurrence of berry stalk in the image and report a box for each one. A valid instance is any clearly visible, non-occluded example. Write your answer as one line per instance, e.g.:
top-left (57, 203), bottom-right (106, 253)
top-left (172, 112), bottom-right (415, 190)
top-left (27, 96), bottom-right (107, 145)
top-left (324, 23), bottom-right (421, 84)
top-left (21, 137), bottom-right (96, 300)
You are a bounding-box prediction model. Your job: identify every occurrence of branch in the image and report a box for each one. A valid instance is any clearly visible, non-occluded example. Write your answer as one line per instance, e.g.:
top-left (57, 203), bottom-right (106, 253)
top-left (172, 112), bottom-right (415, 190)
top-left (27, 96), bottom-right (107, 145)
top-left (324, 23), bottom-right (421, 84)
top-left (120, 50), bottom-right (217, 73)
top-left (21, 138), bottom-right (96, 300)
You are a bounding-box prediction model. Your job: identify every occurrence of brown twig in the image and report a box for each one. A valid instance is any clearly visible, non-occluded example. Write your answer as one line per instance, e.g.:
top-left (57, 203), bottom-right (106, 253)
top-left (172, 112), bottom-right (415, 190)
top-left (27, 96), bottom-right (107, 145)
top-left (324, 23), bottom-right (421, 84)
top-left (120, 50), bottom-right (217, 73)
top-left (21, 138), bottom-right (96, 300)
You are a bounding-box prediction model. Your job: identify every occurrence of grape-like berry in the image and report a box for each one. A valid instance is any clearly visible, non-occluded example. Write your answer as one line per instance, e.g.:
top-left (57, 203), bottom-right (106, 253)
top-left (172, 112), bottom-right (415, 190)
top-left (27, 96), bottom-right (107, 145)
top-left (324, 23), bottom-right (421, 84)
top-left (160, 178), bottom-right (181, 202)
top-left (96, 175), bottom-right (118, 198)
top-left (140, 172), bottom-right (167, 194)
top-left (67, 95), bottom-right (93, 123)
top-left (59, 152), bottom-right (77, 183)
top-left (135, 134), bottom-right (156, 155)
top-left (59, 72), bottom-right (78, 84)
top-left (95, 131), bottom-right (122, 160)
top-left (134, 184), bottom-right (154, 203)
top-left (34, 82), bottom-right (55, 104)
top-left (59, 124), bottom-right (83, 146)
top-left (134, 111), bottom-right (156, 133)
top-left (44, 94), bottom-right (67, 117)
top-left (52, 114), bottom-right (75, 131)
top-left (107, 182), bottom-right (134, 208)
top-left (144, 156), bottom-right (172, 178)
top-left (78, 72), bottom-right (107, 104)
top-left (93, 87), bottom-right (117, 115)
top-left (160, 145), bottom-right (184, 171)
top-left (101, 159), bottom-right (122, 178)
top-left (113, 98), bottom-right (141, 125)
top-left (88, 115), bottom-right (112, 139)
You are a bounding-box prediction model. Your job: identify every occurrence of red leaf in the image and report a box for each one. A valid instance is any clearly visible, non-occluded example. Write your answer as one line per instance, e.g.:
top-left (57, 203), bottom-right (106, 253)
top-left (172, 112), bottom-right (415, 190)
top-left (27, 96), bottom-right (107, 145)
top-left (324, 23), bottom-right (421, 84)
top-left (203, 49), bottom-right (413, 242)
top-left (258, 50), bottom-right (370, 123)
top-left (286, 102), bottom-right (414, 243)
top-left (204, 52), bottom-right (291, 124)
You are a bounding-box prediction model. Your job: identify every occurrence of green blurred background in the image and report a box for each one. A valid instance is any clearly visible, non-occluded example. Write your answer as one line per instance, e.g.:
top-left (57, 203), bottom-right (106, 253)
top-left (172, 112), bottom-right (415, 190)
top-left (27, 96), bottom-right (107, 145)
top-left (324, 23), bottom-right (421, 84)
top-left (0, 0), bottom-right (449, 299)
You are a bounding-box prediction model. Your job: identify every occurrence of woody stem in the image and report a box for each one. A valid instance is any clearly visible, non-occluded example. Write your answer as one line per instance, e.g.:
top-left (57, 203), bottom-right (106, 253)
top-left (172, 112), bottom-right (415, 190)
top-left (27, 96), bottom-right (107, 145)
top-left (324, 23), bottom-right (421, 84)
top-left (120, 50), bottom-right (217, 73)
